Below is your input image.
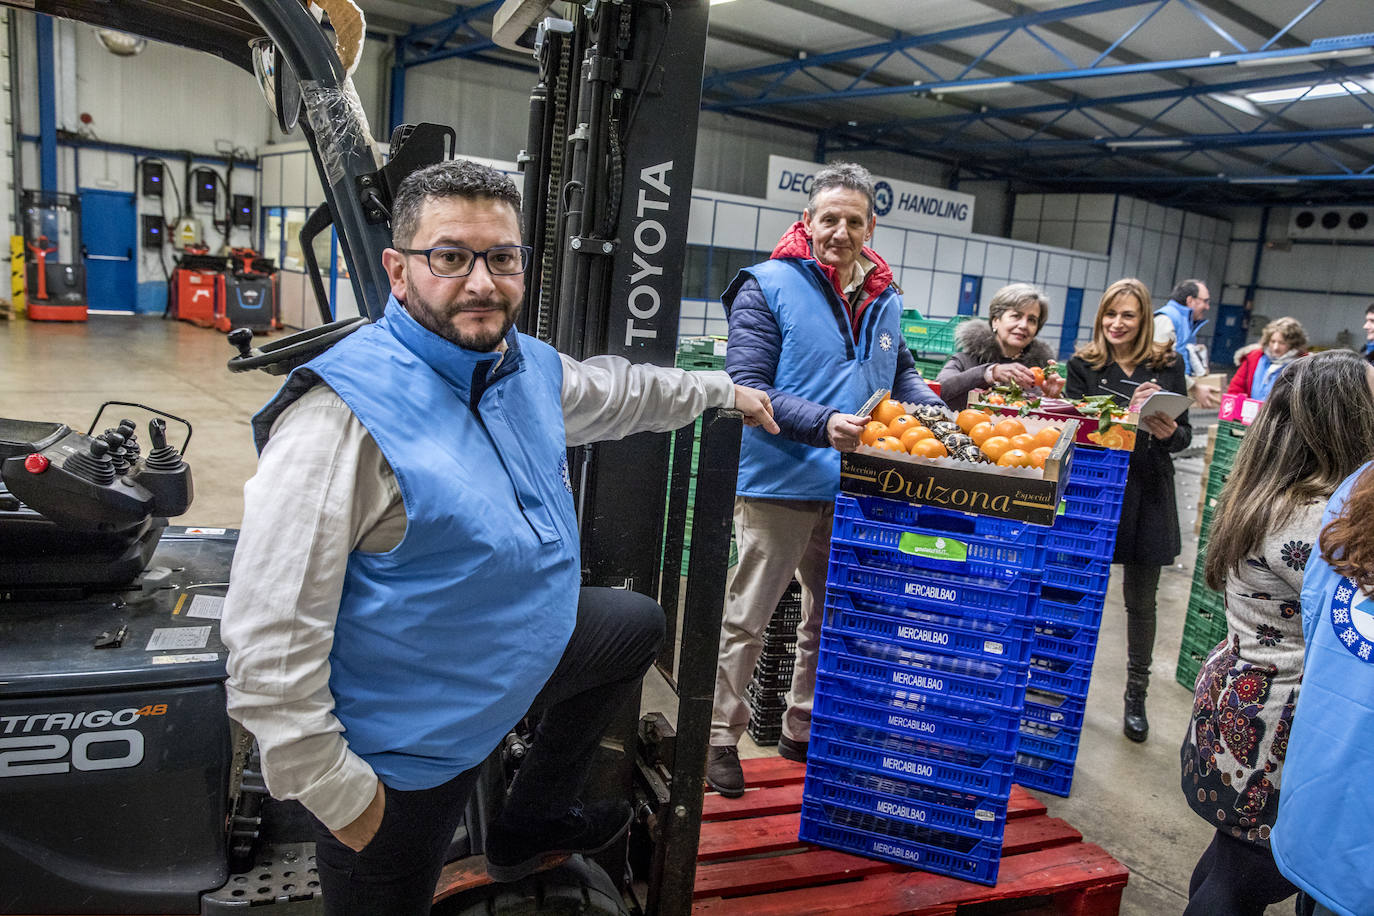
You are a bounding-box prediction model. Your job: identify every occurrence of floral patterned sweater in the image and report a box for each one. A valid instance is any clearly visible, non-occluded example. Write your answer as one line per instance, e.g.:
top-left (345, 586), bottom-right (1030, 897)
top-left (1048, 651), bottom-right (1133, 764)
top-left (1179, 499), bottom-right (1323, 845)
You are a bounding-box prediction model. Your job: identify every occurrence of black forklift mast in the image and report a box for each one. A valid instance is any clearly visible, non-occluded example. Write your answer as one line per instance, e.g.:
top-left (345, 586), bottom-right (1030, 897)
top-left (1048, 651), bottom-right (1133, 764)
top-left (2, 1), bottom-right (728, 912)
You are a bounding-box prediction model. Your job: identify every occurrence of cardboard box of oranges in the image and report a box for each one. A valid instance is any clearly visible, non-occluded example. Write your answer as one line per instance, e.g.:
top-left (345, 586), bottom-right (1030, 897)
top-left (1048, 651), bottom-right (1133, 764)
top-left (839, 398), bottom-right (1077, 526)
top-left (969, 390), bottom-right (1138, 451)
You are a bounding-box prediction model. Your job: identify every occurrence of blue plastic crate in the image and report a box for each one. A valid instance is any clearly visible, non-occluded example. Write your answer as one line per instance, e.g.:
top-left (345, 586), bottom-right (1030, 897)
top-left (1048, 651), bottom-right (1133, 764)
top-left (803, 761), bottom-right (1009, 841)
top-left (1035, 585), bottom-right (1107, 627)
top-left (1014, 751), bottom-right (1075, 797)
top-left (1017, 720), bottom-right (1081, 764)
top-left (1047, 515), bottom-right (1118, 561)
top-left (1068, 444), bottom-right (1131, 471)
top-left (828, 545), bottom-right (1039, 619)
top-left (814, 686), bottom-right (1021, 756)
top-left (818, 632), bottom-right (1030, 710)
top-left (1028, 648), bottom-right (1094, 696)
top-left (809, 719), bottom-right (1016, 797)
top-left (1022, 687), bottom-right (1087, 731)
top-left (1060, 483), bottom-right (1124, 522)
top-left (1032, 622), bottom-right (1101, 665)
top-left (799, 802), bottom-right (1002, 886)
top-left (826, 590), bottom-right (1035, 665)
top-left (832, 495), bottom-right (1048, 581)
top-left (817, 669), bottom-right (1019, 728)
top-left (1065, 448), bottom-right (1130, 489)
top-left (1043, 554), bottom-right (1112, 595)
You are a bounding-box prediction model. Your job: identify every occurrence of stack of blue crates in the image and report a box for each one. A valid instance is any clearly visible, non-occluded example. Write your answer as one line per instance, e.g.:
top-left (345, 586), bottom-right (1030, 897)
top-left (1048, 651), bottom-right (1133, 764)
top-left (800, 493), bottom-right (1051, 886)
top-left (1014, 444), bottom-right (1131, 796)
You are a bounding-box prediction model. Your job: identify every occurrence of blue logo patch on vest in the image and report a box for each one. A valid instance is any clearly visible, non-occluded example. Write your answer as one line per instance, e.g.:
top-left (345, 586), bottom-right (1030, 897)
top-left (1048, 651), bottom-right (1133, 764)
top-left (1328, 576), bottom-right (1374, 663)
top-left (874, 181), bottom-right (894, 217)
top-left (879, 331), bottom-right (893, 352)
top-left (559, 454), bottom-right (573, 494)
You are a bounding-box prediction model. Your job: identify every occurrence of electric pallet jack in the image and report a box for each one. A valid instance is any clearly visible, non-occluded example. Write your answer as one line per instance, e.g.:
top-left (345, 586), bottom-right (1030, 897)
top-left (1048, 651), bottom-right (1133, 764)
top-left (21, 190), bottom-right (87, 322)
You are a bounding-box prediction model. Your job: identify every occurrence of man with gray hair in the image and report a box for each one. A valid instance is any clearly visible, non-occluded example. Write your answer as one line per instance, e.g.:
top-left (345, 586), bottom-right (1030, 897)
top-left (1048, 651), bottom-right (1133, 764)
top-left (1156, 278), bottom-right (1218, 408)
top-left (706, 161), bottom-right (943, 797)
top-left (221, 158), bottom-right (778, 913)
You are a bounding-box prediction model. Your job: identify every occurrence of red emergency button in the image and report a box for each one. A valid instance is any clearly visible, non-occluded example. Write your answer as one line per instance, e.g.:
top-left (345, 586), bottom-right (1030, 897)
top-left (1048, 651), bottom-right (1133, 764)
top-left (24, 453), bottom-right (49, 473)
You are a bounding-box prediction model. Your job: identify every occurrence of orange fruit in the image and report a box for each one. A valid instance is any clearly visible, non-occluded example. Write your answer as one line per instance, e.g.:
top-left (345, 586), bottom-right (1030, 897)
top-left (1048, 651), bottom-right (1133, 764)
top-left (992, 418), bottom-right (1026, 439)
top-left (968, 422), bottom-right (995, 446)
top-left (1029, 446), bottom-right (1053, 469)
top-left (899, 426), bottom-right (935, 450)
top-left (956, 408), bottom-right (991, 433)
top-left (886, 414), bottom-right (920, 438)
top-left (980, 436), bottom-right (1012, 461)
top-left (872, 398), bottom-right (906, 426)
top-left (910, 437), bottom-right (948, 459)
top-left (1009, 433), bottom-right (1036, 452)
top-left (872, 436), bottom-right (906, 452)
top-left (997, 448), bottom-right (1031, 468)
top-left (861, 421), bottom-right (889, 446)
top-left (1033, 426), bottom-right (1063, 449)
top-left (1032, 366), bottom-right (1046, 385)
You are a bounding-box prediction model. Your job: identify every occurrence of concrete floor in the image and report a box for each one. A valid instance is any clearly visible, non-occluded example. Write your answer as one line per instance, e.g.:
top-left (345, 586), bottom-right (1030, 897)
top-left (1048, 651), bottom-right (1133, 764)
top-left (1, 314), bottom-right (1287, 915)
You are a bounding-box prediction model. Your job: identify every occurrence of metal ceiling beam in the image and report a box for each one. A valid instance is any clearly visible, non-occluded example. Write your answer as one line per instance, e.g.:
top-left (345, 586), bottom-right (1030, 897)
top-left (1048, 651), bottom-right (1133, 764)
top-left (704, 41), bottom-right (1374, 112)
top-left (861, 62), bottom-right (1373, 137)
top-left (703, 0), bottom-right (1160, 92)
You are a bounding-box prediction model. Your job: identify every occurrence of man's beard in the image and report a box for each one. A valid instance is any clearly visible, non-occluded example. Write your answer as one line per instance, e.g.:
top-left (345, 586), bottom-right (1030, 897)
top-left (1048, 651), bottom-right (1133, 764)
top-left (404, 280), bottom-right (520, 352)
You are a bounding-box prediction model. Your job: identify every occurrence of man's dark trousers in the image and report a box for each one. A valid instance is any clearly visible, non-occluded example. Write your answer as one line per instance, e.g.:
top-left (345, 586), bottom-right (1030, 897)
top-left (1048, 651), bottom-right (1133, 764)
top-left (309, 586), bottom-right (665, 915)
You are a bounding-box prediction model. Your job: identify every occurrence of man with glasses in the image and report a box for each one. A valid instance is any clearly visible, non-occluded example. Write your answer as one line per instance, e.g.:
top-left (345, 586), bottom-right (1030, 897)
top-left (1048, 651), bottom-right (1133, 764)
top-left (1156, 278), bottom-right (1218, 409)
top-left (221, 159), bottom-right (777, 915)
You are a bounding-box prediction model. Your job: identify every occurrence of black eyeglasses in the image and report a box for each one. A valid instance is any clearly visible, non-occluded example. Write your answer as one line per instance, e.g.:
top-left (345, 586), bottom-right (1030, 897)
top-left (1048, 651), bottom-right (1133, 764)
top-left (397, 245), bottom-right (532, 278)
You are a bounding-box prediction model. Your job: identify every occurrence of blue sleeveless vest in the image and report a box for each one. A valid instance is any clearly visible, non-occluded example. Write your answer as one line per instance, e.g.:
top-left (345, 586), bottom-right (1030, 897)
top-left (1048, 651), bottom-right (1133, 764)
top-left (726, 258), bottom-right (902, 500)
top-left (252, 299), bottom-right (580, 791)
top-left (1155, 299), bottom-right (1207, 360)
top-left (1272, 462), bottom-right (1374, 916)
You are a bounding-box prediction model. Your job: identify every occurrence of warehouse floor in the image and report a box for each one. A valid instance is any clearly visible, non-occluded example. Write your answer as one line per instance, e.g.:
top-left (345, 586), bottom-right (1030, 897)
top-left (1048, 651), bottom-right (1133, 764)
top-left (1, 315), bottom-right (1287, 915)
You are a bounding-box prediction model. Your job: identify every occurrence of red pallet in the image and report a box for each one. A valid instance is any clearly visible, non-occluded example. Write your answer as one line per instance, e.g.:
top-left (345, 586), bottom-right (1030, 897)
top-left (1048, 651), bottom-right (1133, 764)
top-left (695, 757), bottom-right (1127, 915)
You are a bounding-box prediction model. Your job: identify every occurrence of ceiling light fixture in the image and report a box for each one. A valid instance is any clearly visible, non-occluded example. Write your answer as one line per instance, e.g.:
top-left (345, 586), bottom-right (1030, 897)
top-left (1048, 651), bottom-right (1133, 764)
top-left (1245, 81), bottom-right (1368, 104)
top-left (1104, 138), bottom-right (1189, 149)
top-left (1228, 176), bottom-right (1302, 184)
top-left (1209, 92), bottom-right (1263, 116)
top-left (934, 81), bottom-right (1015, 94)
top-left (1235, 46), bottom-right (1374, 68)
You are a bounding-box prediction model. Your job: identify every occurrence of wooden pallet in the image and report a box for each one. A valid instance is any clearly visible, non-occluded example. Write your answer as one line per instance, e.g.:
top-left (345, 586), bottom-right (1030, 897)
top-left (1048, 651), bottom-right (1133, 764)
top-left (694, 757), bottom-right (1128, 916)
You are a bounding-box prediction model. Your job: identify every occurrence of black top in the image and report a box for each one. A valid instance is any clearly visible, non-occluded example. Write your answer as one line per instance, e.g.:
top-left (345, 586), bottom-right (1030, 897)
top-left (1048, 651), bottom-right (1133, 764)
top-left (1065, 354), bottom-right (1192, 566)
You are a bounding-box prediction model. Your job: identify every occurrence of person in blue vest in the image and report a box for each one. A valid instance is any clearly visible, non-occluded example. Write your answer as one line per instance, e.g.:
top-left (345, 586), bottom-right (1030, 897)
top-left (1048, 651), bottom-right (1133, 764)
top-left (1155, 278), bottom-right (1219, 409)
top-left (220, 159), bottom-right (778, 915)
top-left (704, 162), bottom-right (943, 797)
top-left (1273, 443), bottom-right (1374, 916)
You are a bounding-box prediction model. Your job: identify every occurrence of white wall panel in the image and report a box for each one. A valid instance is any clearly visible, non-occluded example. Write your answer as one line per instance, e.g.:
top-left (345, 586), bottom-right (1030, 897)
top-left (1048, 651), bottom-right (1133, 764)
top-left (1010, 247), bottom-right (1037, 284)
top-left (872, 226), bottom-right (905, 263)
top-left (934, 236), bottom-right (965, 273)
top-left (930, 271), bottom-right (961, 315)
top-left (1085, 259), bottom-right (1108, 291)
top-left (1069, 257), bottom-right (1088, 288)
top-left (1046, 253), bottom-right (1071, 286)
top-left (687, 196), bottom-right (715, 245)
top-left (1038, 221), bottom-right (1073, 249)
top-left (905, 232), bottom-right (937, 270)
top-left (963, 240), bottom-right (987, 275)
top-left (901, 268), bottom-right (933, 311)
top-left (984, 244), bottom-right (1012, 280)
top-left (1078, 194), bottom-right (1115, 222)
top-left (712, 202), bottom-right (757, 250)
top-left (755, 206), bottom-right (794, 251)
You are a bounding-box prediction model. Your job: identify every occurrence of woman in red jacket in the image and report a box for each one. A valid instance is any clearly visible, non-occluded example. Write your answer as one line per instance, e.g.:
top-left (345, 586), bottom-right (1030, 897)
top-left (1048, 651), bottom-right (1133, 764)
top-left (1229, 317), bottom-right (1307, 401)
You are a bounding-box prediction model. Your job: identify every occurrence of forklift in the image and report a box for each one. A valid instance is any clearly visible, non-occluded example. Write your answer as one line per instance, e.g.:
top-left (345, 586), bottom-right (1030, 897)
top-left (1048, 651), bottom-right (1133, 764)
top-left (0, 1), bottom-right (735, 913)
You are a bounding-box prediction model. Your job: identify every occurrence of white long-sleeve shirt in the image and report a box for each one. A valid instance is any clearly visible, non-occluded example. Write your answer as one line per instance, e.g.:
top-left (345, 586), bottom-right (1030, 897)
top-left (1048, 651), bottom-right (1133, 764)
top-left (221, 354), bottom-right (734, 830)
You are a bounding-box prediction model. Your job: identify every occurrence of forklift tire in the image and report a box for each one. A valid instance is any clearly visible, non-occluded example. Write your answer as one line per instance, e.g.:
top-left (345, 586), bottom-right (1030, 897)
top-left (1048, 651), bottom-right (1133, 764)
top-left (437, 855), bottom-right (628, 916)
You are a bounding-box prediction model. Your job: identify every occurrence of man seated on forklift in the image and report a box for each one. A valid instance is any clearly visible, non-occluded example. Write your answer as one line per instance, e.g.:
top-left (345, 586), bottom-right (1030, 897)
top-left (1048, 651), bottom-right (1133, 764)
top-left (221, 159), bottom-right (778, 915)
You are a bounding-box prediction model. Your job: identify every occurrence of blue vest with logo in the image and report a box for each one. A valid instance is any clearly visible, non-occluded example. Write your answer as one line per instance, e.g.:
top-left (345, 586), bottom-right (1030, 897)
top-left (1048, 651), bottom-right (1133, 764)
top-left (1272, 462), bottom-right (1374, 916)
top-left (726, 258), bottom-right (903, 500)
top-left (1155, 298), bottom-right (1207, 360)
top-left (252, 298), bottom-right (580, 791)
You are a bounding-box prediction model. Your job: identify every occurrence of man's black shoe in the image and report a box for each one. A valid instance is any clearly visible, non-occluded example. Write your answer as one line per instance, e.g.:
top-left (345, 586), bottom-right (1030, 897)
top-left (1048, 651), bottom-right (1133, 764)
top-left (777, 735), bottom-right (808, 763)
top-left (706, 745), bottom-right (745, 798)
top-left (485, 800), bottom-right (632, 883)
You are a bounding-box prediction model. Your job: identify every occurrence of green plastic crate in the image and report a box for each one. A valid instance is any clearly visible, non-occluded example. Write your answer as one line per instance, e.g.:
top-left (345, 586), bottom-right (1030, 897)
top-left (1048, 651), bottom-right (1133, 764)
top-left (911, 354), bottom-right (950, 382)
top-left (1212, 423), bottom-right (1245, 467)
top-left (901, 314), bottom-right (975, 356)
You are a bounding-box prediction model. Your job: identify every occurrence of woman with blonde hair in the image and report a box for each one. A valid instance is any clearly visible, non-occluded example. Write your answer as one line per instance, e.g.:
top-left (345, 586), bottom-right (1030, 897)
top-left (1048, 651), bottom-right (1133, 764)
top-left (1065, 278), bottom-right (1191, 742)
top-left (1180, 350), bottom-right (1374, 915)
top-left (1227, 316), bottom-right (1309, 400)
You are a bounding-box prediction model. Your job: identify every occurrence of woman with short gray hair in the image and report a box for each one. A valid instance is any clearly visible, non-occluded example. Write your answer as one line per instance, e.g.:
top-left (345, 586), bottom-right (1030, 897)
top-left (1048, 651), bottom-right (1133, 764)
top-left (934, 282), bottom-right (1064, 409)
